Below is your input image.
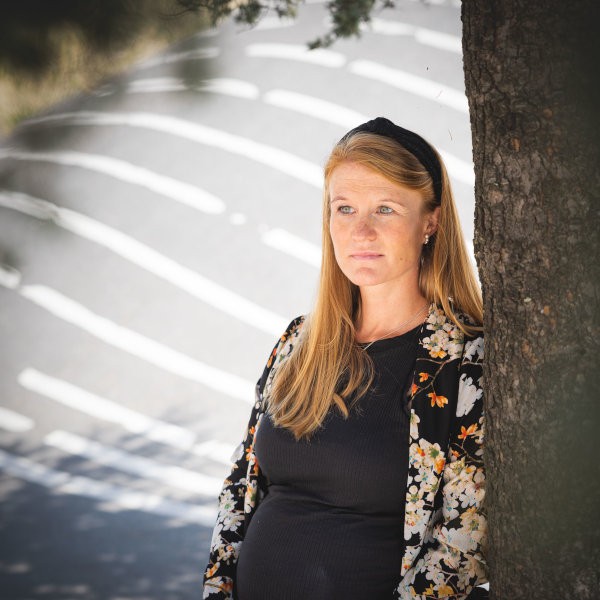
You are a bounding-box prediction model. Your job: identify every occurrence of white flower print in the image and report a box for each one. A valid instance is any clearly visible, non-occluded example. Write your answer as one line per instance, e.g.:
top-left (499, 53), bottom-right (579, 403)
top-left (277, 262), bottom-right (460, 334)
top-left (222, 511), bottom-right (244, 532)
top-left (410, 411), bottom-right (421, 440)
top-left (422, 306), bottom-right (464, 360)
top-left (457, 374), bottom-right (483, 417)
top-left (218, 489), bottom-right (236, 513)
top-left (463, 337), bottom-right (484, 363)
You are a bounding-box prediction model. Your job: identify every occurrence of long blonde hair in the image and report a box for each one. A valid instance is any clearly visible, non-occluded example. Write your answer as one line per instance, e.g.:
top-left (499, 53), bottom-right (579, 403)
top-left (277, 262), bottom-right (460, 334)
top-left (268, 131), bottom-right (482, 439)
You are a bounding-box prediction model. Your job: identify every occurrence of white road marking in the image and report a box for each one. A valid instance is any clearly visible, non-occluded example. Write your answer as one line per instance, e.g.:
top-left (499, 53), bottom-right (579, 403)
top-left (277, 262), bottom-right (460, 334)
top-left (362, 19), bottom-right (414, 36)
top-left (365, 19), bottom-right (462, 53)
top-left (437, 150), bottom-right (475, 186)
top-left (0, 191), bottom-right (287, 336)
top-left (348, 60), bottom-right (469, 113)
top-left (45, 430), bottom-right (223, 496)
top-left (0, 263), bottom-right (21, 289)
top-left (245, 43), bottom-right (347, 68)
top-left (198, 78), bottom-right (260, 99)
top-left (15, 284), bottom-right (254, 403)
top-left (261, 228), bottom-right (321, 268)
top-left (138, 47), bottom-right (220, 69)
top-left (18, 368), bottom-right (235, 464)
top-left (127, 77), bottom-right (260, 99)
top-left (195, 29), bottom-right (219, 38)
top-left (0, 407), bottom-right (34, 432)
top-left (0, 149), bottom-right (225, 214)
top-left (414, 28), bottom-right (462, 54)
top-left (0, 449), bottom-right (217, 525)
top-left (18, 112), bottom-right (323, 188)
top-left (263, 89), bottom-right (365, 129)
top-left (229, 212), bottom-right (247, 225)
top-left (127, 78), bottom-right (188, 94)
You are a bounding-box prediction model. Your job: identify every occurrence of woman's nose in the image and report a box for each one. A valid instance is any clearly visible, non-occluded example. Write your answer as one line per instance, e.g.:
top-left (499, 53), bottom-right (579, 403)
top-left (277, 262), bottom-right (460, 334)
top-left (352, 215), bottom-right (376, 240)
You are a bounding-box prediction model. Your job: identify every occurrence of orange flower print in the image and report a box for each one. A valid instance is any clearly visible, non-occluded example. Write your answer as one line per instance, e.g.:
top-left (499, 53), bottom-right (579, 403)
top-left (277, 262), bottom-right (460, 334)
top-left (428, 392), bottom-right (448, 408)
top-left (438, 584), bottom-right (455, 596)
top-left (205, 563), bottom-right (219, 578)
top-left (410, 383), bottom-right (419, 397)
top-left (419, 372), bottom-right (430, 382)
top-left (245, 444), bottom-right (254, 461)
top-left (458, 423), bottom-right (478, 440)
top-left (430, 349), bottom-right (447, 359)
top-left (435, 457), bottom-right (446, 474)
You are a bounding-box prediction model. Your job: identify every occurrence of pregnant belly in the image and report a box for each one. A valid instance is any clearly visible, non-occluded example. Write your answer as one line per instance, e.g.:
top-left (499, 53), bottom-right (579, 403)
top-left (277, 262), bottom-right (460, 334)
top-left (235, 493), bottom-right (404, 600)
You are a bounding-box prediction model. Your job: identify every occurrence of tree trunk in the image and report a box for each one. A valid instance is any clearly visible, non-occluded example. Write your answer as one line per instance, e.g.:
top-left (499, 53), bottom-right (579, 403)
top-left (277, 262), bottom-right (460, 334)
top-left (462, 1), bottom-right (600, 598)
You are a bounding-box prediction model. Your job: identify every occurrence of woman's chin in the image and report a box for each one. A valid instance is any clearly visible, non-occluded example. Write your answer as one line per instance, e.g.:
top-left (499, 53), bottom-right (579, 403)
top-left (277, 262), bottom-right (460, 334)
top-left (346, 273), bottom-right (388, 288)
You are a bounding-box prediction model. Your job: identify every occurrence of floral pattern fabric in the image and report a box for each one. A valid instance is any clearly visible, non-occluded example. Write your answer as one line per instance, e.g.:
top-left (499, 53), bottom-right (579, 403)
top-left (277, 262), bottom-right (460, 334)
top-left (203, 306), bottom-right (487, 599)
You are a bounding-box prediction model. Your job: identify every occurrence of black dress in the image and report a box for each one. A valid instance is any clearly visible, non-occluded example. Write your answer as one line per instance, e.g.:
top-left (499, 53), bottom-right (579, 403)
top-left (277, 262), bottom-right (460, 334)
top-left (235, 327), bottom-right (419, 600)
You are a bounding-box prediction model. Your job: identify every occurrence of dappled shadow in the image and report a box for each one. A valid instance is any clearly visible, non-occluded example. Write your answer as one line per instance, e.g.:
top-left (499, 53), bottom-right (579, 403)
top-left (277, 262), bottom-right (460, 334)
top-left (0, 479), bottom-right (211, 599)
top-left (0, 420), bottom-right (218, 600)
top-left (1, 27), bottom-right (220, 152)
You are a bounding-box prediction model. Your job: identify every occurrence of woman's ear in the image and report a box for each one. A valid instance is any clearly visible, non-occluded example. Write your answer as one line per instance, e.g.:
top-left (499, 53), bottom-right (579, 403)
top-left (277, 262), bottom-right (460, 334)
top-left (425, 206), bottom-right (440, 236)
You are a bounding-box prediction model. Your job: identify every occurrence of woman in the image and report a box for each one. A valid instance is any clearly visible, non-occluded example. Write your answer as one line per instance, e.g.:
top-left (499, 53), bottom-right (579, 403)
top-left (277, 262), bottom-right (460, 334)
top-left (203, 117), bottom-right (487, 599)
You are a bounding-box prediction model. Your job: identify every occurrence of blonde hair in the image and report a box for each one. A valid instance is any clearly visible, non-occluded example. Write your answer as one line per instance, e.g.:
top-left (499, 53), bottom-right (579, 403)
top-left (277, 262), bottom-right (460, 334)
top-left (268, 131), bottom-right (482, 439)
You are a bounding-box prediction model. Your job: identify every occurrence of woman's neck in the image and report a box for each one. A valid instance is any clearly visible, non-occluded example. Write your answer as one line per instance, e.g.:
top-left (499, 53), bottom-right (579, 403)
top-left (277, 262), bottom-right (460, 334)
top-left (355, 284), bottom-right (429, 343)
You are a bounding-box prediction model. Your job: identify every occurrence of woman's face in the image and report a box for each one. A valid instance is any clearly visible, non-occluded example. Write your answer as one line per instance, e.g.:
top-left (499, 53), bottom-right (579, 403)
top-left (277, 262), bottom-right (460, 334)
top-left (328, 161), bottom-right (439, 292)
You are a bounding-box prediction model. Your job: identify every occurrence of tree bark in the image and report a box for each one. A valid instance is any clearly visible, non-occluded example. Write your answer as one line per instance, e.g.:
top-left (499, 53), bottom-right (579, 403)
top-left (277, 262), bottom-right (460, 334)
top-left (462, 1), bottom-right (600, 598)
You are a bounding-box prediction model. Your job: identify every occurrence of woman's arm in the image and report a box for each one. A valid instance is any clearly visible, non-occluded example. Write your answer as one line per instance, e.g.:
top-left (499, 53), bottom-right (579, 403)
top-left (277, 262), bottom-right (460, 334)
top-left (395, 336), bottom-right (487, 599)
top-left (202, 318), bottom-right (303, 599)
top-left (202, 390), bottom-right (263, 599)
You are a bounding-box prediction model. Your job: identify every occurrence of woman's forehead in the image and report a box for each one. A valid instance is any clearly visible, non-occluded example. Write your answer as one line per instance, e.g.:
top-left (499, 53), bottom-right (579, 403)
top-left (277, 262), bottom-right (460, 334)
top-left (330, 162), bottom-right (390, 186)
top-left (328, 162), bottom-right (416, 199)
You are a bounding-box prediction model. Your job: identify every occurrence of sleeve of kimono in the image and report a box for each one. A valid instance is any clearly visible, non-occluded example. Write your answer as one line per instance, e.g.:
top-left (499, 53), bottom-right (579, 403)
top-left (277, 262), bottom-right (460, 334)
top-left (395, 335), bottom-right (488, 599)
top-left (202, 317), bottom-right (304, 600)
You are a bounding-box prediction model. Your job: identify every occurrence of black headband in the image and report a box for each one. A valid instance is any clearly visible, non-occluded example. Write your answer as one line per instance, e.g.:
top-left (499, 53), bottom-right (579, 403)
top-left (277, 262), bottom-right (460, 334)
top-left (339, 117), bottom-right (443, 204)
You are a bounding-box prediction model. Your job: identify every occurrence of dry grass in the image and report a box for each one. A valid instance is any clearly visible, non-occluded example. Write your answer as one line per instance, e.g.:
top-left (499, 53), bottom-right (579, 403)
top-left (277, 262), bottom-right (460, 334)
top-left (0, 12), bottom-right (209, 137)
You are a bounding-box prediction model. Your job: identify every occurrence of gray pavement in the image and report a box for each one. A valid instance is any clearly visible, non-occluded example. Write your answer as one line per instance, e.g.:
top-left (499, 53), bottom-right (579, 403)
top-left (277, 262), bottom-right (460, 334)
top-left (0, 1), bottom-right (471, 598)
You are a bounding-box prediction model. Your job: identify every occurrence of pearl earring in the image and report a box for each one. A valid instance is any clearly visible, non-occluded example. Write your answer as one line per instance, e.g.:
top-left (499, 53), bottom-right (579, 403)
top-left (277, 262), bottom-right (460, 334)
top-left (424, 234), bottom-right (430, 245)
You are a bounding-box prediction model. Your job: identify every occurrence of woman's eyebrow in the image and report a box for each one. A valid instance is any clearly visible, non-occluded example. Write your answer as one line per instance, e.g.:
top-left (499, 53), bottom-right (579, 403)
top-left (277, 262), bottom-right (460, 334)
top-left (330, 195), bottom-right (408, 206)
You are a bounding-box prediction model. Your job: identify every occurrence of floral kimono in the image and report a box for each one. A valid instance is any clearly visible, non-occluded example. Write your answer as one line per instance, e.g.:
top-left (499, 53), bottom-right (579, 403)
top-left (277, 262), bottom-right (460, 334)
top-left (203, 304), bottom-right (487, 599)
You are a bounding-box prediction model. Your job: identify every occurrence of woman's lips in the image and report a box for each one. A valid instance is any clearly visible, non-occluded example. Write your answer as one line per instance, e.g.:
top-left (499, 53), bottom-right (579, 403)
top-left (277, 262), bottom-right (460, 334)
top-left (350, 252), bottom-right (383, 260)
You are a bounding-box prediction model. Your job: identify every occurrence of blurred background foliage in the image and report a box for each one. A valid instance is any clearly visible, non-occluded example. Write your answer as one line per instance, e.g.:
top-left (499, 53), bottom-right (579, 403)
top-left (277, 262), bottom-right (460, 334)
top-left (0, 0), bottom-right (209, 136)
top-left (0, 0), bottom-right (391, 136)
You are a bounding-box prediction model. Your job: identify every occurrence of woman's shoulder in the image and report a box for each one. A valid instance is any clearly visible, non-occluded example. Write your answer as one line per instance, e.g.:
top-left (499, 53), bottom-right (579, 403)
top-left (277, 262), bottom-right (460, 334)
top-left (452, 311), bottom-right (484, 365)
top-left (286, 314), bottom-right (306, 334)
top-left (258, 315), bottom-right (306, 398)
top-left (263, 315), bottom-right (306, 371)
top-left (422, 304), bottom-right (482, 363)
top-left (277, 315), bottom-right (306, 348)
top-left (431, 303), bottom-right (482, 339)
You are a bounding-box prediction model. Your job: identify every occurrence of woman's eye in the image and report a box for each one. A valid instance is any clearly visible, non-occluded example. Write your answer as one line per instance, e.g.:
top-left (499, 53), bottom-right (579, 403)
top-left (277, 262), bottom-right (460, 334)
top-left (378, 206), bottom-right (394, 214)
top-left (338, 205), bottom-right (354, 214)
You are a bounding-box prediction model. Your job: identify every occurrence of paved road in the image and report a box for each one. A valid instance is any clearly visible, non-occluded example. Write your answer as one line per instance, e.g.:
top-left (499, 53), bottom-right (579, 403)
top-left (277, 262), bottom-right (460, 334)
top-left (0, 1), bottom-right (471, 598)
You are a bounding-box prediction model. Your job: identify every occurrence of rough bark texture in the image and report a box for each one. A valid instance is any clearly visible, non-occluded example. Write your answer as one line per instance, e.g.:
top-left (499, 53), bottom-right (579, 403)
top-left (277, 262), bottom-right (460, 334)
top-left (462, 1), bottom-right (600, 598)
